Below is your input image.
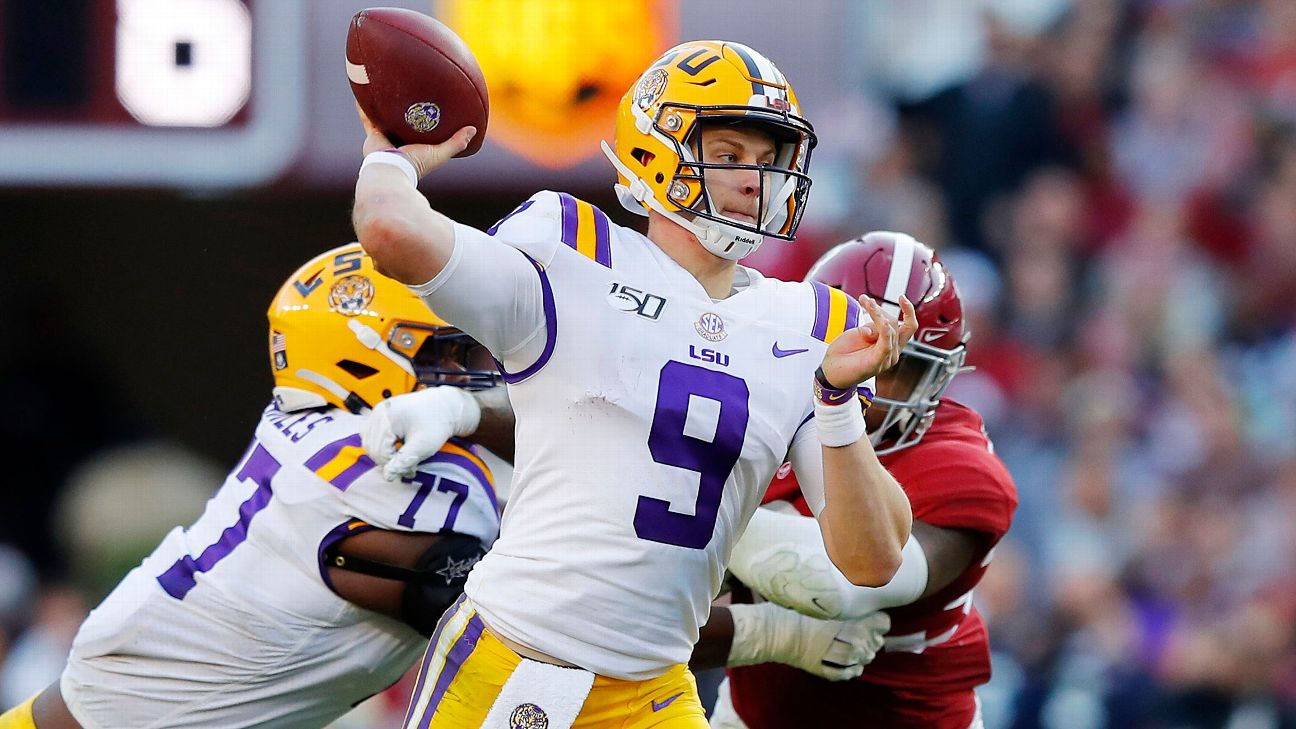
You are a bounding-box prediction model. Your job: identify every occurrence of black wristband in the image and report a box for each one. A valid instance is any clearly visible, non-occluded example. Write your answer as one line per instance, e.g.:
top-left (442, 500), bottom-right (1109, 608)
top-left (813, 367), bottom-right (858, 406)
top-left (814, 366), bottom-right (851, 391)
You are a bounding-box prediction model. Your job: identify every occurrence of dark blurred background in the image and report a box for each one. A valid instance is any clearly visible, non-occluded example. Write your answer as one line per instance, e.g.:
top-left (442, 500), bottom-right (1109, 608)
top-left (3, 1), bottom-right (1295, 727)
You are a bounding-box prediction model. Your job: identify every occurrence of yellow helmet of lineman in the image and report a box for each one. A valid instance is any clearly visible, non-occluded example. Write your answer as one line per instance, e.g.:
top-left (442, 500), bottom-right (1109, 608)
top-left (267, 244), bottom-right (498, 413)
top-left (601, 40), bottom-right (817, 261)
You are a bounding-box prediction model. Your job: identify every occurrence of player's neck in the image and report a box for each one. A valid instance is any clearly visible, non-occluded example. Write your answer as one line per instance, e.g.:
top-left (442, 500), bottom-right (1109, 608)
top-left (647, 213), bottom-right (739, 300)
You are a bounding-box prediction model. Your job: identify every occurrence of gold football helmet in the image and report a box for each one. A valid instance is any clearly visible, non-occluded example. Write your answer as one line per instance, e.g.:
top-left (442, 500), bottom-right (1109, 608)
top-left (267, 244), bottom-right (498, 413)
top-left (602, 40), bottom-right (816, 260)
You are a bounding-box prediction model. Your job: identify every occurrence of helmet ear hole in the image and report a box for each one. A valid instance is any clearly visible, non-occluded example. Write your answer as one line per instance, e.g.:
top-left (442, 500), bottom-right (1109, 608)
top-left (631, 148), bottom-right (655, 166)
top-left (336, 360), bottom-right (380, 379)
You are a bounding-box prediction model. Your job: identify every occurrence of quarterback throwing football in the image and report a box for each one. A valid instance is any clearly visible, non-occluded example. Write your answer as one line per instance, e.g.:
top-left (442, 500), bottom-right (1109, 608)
top-left (353, 40), bottom-right (918, 728)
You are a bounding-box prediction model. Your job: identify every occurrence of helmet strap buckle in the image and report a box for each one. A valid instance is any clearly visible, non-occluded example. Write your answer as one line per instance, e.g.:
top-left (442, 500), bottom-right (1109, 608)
top-left (348, 319), bottom-right (383, 349)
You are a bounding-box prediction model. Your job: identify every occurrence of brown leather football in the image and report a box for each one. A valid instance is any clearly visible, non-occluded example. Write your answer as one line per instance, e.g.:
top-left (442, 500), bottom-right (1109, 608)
top-left (346, 7), bottom-right (488, 155)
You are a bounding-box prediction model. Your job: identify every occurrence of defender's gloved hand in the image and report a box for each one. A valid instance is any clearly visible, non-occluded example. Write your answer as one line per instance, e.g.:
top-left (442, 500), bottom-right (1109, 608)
top-left (726, 602), bottom-right (890, 681)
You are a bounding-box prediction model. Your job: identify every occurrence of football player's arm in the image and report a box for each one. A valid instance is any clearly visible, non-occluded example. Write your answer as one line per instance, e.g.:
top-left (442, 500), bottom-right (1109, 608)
top-left (326, 530), bottom-right (443, 619)
top-left (325, 528), bottom-right (486, 636)
top-left (351, 105), bottom-right (475, 285)
top-left (352, 107), bottom-right (548, 362)
top-left (727, 505), bottom-right (983, 620)
top-left (800, 295), bottom-right (918, 587)
top-left (468, 386), bottom-right (516, 462)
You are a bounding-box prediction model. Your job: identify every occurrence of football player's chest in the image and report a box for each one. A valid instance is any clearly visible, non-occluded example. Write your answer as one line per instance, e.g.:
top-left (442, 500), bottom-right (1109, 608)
top-left (550, 264), bottom-right (817, 445)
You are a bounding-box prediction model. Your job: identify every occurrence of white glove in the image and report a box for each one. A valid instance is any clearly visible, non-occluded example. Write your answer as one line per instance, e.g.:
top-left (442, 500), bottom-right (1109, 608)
top-left (734, 540), bottom-right (846, 620)
top-left (361, 386), bottom-right (481, 482)
top-left (726, 602), bottom-right (890, 681)
top-left (729, 507), bottom-right (929, 620)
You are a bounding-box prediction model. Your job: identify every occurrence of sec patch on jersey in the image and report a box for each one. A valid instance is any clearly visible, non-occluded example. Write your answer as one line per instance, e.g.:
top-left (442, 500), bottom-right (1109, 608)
top-left (345, 7), bottom-right (489, 155)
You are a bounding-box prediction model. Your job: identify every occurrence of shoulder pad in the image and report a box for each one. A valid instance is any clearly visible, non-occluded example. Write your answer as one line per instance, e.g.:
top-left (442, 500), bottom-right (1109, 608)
top-left (808, 282), bottom-right (861, 343)
top-left (487, 190), bottom-right (613, 268)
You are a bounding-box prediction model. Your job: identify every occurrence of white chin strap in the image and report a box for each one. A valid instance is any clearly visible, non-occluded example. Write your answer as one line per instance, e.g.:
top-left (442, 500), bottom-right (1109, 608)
top-left (601, 140), bottom-right (764, 261)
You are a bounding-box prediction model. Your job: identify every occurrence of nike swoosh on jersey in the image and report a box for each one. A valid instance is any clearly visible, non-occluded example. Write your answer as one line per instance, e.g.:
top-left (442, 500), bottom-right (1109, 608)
top-left (772, 343), bottom-right (810, 358)
top-left (652, 692), bottom-right (684, 712)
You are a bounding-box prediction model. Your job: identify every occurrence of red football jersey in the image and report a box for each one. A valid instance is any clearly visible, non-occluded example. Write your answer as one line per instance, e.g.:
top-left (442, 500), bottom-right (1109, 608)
top-left (727, 399), bottom-right (1018, 729)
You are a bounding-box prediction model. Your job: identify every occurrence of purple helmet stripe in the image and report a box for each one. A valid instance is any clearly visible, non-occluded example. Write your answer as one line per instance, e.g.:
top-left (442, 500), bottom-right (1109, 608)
top-left (494, 254), bottom-right (557, 384)
top-left (810, 282), bottom-right (832, 341)
top-left (421, 451), bottom-right (498, 515)
top-left (403, 594), bottom-right (467, 728)
top-left (557, 192), bottom-right (579, 250)
top-left (592, 204), bottom-right (613, 267)
top-left (418, 612), bottom-right (486, 729)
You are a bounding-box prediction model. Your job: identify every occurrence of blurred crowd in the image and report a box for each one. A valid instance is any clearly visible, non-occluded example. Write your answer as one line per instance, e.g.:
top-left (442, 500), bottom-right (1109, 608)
top-left (751, 1), bottom-right (1296, 726)
top-left (3, 1), bottom-right (1295, 727)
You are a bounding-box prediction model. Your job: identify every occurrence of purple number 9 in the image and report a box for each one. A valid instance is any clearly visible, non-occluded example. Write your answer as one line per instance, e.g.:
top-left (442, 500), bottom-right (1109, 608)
top-left (635, 361), bottom-right (750, 549)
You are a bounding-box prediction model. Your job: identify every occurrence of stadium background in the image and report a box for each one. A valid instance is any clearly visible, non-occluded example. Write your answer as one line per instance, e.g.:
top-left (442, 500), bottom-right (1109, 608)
top-left (3, 0), bottom-right (1295, 726)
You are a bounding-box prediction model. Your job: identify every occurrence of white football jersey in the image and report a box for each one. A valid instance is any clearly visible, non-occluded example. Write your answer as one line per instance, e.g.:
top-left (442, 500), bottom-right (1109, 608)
top-left (421, 191), bottom-right (862, 679)
top-left (60, 404), bottom-right (499, 729)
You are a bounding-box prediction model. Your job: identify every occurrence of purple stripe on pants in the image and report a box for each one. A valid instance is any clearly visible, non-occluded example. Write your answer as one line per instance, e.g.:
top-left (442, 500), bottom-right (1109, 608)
top-left (418, 613), bottom-right (486, 729)
top-left (557, 193), bottom-right (579, 249)
top-left (403, 594), bottom-right (467, 728)
top-left (810, 282), bottom-right (832, 341)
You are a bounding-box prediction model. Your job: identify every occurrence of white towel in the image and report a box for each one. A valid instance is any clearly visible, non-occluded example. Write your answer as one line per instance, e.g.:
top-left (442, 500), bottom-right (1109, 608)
top-left (481, 657), bottom-right (596, 729)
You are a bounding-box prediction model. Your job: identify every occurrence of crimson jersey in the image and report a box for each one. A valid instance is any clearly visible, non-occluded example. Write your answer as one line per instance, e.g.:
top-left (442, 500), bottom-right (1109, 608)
top-left (727, 399), bottom-right (1018, 729)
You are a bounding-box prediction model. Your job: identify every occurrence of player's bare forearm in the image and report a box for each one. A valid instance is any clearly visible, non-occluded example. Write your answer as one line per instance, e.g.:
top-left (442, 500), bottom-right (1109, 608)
top-left (818, 440), bottom-right (912, 586)
top-left (470, 386), bottom-right (517, 462)
top-left (689, 606), bottom-right (735, 670)
top-left (352, 105), bottom-right (476, 285)
top-left (352, 167), bottom-right (456, 284)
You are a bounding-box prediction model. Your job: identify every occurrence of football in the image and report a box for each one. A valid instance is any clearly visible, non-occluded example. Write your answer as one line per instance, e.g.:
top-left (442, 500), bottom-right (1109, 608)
top-left (345, 7), bottom-right (488, 155)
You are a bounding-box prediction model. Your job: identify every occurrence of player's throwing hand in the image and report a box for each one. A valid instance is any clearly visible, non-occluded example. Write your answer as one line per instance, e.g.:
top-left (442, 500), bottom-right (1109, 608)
top-left (818, 294), bottom-right (917, 390)
top-left (356, 102), bottom-right (476, 180)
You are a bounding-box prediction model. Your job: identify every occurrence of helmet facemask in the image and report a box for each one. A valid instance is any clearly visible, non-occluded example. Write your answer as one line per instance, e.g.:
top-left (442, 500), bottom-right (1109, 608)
top-left (398, 325), bottom-right (501, 391)
top-left (660, 108), bottom-right (814, 259)
top-left (869, 340), bottom-right (969, 455)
